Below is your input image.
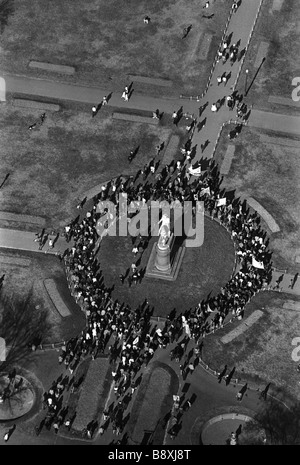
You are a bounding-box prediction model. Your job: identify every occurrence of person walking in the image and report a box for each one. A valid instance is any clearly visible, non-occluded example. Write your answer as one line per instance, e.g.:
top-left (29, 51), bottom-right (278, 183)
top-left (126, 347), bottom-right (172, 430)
top-left (172, 110), bottom-right (178, 125)
top-left (3, 424), bottom-right (16, 442)
top-left (121, 87), bottom-right (129, 101)
top-left (211, 103), bottom-right (217, 112)
top-left (152, 109), bottom-right (160, 119)
top-left (288, 272), bottom-right (298, 290)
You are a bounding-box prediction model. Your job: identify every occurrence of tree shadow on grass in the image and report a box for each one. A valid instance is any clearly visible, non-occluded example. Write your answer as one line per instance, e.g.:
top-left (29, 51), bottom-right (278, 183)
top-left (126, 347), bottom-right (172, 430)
top-left (0, 288), bottom-right (52, 371)
top-left (241, 397), bottom-right (300, 445)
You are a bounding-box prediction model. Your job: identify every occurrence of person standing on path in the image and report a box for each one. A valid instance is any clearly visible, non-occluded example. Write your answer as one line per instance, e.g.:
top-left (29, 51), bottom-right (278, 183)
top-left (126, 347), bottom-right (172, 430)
top-left (288, 273), bottom-right (298, 290)
top-left (172, 110), bottom-right (178, 125)
top-left (121, 86), bottom-right (129, 101)
top-left (0, 173), bottom-right (10, 189)
top-left (3, 424), bottom-right (16, 442)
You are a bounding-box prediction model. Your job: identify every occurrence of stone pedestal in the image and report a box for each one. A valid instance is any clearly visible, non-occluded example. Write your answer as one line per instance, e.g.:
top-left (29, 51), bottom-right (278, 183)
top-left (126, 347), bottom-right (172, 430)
top-left (154, 241), bottom-right (171, 272)
top-left (145, 235), bottom-right (185, 281)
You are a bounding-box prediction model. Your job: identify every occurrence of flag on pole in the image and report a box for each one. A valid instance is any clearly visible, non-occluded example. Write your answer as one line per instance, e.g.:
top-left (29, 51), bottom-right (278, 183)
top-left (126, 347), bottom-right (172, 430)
top-left (200, 187), bottom-right (210, 196)
top-left (216, 197), bottom-right (226, 207)
top-left (188, 165), bottom-right (202, 176)
top-left (252, 256), bottom-right (265, 269)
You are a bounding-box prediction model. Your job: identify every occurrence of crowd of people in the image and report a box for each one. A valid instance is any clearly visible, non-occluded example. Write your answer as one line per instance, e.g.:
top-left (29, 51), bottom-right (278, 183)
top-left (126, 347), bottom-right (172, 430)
top-left (27, 0), bottom-right (270, 441)
top-left (44, 115), bottom-right (273, 439)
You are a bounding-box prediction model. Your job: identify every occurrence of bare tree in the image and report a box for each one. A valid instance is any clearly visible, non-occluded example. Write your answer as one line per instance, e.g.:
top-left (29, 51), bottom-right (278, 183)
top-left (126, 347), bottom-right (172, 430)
top-left (0, 0), bottom-right (14, 34)
top-left (240, 397), bottom-right (300, 445)
top-left (0, 288), bottom-right (52, 371)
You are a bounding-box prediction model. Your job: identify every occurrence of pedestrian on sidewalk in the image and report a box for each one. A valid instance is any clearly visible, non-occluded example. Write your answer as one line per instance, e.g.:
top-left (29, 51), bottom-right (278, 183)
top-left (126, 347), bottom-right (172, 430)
top-left (232, 0), bottom-right (240, 13)
top-left (53, 419), bottom-right (60, 434)
top-left (102, 96), bottom-right (108, 105)
top-left (35, 418), bottom-right (45, 436)
top-left (211, 103), bottom-right (217, 112)
top-left (182, 25), bottom-right (192, 39)
top-left (0, 173), bottom-right (10, 189)
top-left (152, 109), bottom-right (160, 119)
top-left (128, 150), bottom-right (135, 162)
top-left (172, 110), bottom-right (178, 125)
top-left (132, 244), bottom-right (139, 255)
top-left (121, 86), bottom-right (129, 101)
top-left (40, 113), bottom-right (46, 124)
top-left (217, 75), bottom-right (222, 85)
top-left (34, 228), bottom-right (45, 243)
top-left (3, 424), bottom-right (16, 442)
top-left (39, 233), bottom-right (48, 250)
top-left (288, 273), bottom-right (298, 290)
top-left (236, 391), bottom-right (242, 401)
top-left (226, 95), bottom-right (234, 110)
top-left (155, 143), bottom-right (162, 156)
top-left (45, 237), bottom-right (54, 253)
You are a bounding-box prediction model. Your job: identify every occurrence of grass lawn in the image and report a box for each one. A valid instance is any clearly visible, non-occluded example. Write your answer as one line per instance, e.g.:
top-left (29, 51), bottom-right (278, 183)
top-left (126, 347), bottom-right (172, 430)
top-left (214, 124), bottom-right (300, 271)
top-left (126, 361), bottom-right (178, 445)
top-left (235, 0), bottom-right (300, 114)
top-left (99, 216), bottom-right (235, 317)
top-left (0, 248), bottom-right (86, 342)
top-left (0, 102), bottom-right (172, 228)
top-left (1, 0), bottom-right (231, 98)
top-left (201, 290), bottom-right (300, 402)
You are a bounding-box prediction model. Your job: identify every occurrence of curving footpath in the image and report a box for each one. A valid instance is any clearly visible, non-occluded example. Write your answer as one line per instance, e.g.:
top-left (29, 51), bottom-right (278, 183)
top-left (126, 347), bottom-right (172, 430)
top-left (0, 0), bottom-right (299, 445)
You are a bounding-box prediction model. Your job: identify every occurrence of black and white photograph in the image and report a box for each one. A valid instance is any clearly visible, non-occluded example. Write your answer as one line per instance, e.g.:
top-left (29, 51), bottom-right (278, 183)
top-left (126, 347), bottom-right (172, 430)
top-left (0, 0), bottom-right (299, 450)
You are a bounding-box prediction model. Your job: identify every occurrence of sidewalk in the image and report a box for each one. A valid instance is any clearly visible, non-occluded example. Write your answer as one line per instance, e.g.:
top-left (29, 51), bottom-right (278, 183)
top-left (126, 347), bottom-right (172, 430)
top-left (269, 270), bottom-right (300, 296)
top-left (190, 0), bottom-right (263, 161)
top-left (4, 73), bottom-right (196, 117)
top-left (0, 228), bottom-right (69, 255)
top-left (248, 110), bottom-right (300, 136)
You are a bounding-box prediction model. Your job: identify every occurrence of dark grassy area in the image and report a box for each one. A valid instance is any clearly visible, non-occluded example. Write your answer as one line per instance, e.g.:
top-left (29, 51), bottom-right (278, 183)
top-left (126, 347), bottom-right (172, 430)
top-left (126, 361), bottom-right (179, 445)
top-left (0, 248), bottom-right (86, 343)
top-left (201, 290), bottom-right (300, 401)
top-left (0, 103), bottom-right (172, 228)
top-left (235, 0), bottom-right (300, 114)
top-left (0, 0), bottom-right (231, 98)
top-left (99, 216), bottom-right (235, 317)
top-left (214, 124), bottom-right (300, 272)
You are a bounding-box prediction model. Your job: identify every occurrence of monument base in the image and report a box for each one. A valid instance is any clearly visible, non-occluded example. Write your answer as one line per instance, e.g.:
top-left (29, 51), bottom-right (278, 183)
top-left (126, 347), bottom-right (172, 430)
top-left (145, 240), bottom-right (186, 281)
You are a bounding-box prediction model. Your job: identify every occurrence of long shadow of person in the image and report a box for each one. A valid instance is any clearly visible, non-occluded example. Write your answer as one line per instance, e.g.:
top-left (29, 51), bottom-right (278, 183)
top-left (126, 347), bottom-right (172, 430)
top-left (199, 101), bottom-right (208, 117)
top-left (197, 117), bottom-right (206, 132)
top-left (106, 92), bottom-right (113, 103)
top-left (225, 366), bottom-right (236, 386)
top-left (238, 47), bottom-right (246, 61)
top-left (218, 364), bottom-right (227, 383)
top-left (236, 423), bottom-right (242, 438)
top-left (259, 382), bottom-right (271, 400)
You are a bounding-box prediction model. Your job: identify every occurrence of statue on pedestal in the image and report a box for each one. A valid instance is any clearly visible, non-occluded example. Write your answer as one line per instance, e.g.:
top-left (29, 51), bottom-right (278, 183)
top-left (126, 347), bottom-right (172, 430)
top-left (158, 213), bottom-right (171, 249)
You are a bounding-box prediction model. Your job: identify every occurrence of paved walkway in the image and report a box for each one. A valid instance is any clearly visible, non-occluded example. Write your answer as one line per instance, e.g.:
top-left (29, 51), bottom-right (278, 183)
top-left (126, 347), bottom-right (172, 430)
top-left (0, 228), bottom-right (69, 255)
top-left (0, 0), bottom-right (299, 446)
top-left (4, 73), bottom-right (195, 116)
